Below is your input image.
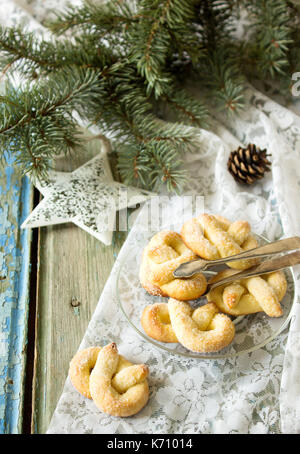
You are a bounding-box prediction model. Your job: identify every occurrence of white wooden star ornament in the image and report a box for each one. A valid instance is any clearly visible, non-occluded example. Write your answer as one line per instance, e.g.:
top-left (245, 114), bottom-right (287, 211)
top-left (21, 137), bottom-right (153, 245)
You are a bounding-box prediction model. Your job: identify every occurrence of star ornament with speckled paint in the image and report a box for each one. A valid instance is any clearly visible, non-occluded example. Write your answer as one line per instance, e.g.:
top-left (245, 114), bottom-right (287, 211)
top-left (21, 154), bottom-right (154, 245)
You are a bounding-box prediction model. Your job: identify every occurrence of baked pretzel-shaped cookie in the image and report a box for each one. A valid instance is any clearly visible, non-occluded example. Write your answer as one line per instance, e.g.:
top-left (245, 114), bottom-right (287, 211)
top-left (168, 299), bottom-right (235, 352)
top-left (141, 300), bottom-right (235, 352)
top-left (69, 344), bottom-right (149, 417)
top-left (181, 214), bottom-right (258, 269)
top-left (141, 303), bottom-right (178, 343)
top-left (140, 230), bottom-right (207, 300)
top-left (207, 270), bottom-right (287, 317)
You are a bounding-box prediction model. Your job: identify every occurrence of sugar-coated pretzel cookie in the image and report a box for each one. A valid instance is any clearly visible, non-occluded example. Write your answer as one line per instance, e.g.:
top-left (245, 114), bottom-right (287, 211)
top-left (140, 230), bottom-right (207, 300)
top-left (181, 213), bottom-right (258, 270)
top-left (168, 299), bottom-right (235, 353)
top-left (207, 270), bottom-right (287, 317)
top-left (140, 302), bottom-right (230, 346)
top-left (69, 344), bottom-right (149, 417)
top-left (90, 343), bottom-right (149, 417)
top-left (69, 346), bottom-right (135, 399)
top-left (141, 303), bottom-right (178, 343)
top-left (69, 346), bottom-right (101, 399)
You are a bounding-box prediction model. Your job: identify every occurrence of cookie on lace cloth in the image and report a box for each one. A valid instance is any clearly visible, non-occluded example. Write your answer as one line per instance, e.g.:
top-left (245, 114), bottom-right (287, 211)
top-left (69, 343), bottom-right (149, 417)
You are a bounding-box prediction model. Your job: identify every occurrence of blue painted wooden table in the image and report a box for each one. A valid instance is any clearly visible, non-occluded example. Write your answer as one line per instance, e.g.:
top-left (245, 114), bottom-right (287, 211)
top-left (0, 150), bottom-right (125, 434)
top-left (0, 152), bottom-right (33, 433)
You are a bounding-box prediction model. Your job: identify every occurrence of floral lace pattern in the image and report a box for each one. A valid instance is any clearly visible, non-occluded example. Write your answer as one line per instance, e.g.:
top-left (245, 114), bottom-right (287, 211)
top-left (1, 0), bottom-right (300, 435)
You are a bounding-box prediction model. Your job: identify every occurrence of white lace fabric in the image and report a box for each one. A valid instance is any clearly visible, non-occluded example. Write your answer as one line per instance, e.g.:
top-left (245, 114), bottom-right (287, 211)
top-left (46, 86), bottom-right (300, 434)
top-left (1, 0), bottom-right (300, 434)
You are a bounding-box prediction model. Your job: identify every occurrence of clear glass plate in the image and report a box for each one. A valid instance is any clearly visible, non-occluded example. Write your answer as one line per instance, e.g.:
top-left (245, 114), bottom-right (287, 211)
top-left (116, 233), bottom-right (296, 359)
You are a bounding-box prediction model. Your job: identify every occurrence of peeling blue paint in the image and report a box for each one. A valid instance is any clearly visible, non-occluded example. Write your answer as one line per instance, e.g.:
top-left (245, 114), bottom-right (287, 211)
top-left (0, 150), bottom-right (33, 433)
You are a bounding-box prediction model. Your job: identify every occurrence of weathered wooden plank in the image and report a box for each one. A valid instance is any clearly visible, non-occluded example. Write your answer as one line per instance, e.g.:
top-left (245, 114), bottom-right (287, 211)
top-left (31, 149), bottom-right (126, 434)
top-left (0, 152), bottom-right (33, 434)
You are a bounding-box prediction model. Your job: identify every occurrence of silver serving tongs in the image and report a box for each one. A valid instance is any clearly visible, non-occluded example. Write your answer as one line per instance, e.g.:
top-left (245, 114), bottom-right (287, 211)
top-left (201, 250), bottom-right (300, 296)
top-left (173, 236), bottom-right (300, 296)
top-left (174, 237), bottom-right (300, 278)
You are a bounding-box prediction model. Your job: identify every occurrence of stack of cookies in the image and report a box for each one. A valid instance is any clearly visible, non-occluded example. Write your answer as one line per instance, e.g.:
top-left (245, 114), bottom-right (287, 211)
top-left (139, 214), bottom-right (287, 353)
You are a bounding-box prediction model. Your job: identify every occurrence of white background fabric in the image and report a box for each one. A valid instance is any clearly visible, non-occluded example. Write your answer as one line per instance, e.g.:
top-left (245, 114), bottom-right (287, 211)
top-left (2, 0), bottom-right (300, 434)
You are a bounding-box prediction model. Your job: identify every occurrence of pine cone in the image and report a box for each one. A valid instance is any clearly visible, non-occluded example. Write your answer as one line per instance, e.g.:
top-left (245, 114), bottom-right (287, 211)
top-left (227, 144), bottom-right (271, 185)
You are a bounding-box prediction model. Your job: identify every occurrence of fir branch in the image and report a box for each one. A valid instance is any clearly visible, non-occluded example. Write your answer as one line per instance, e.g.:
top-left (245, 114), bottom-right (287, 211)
top-left (197, 45), bottom-right (246, 113)
top-left (150, 141), bottom-right (188, 192)
top-left (0, 68), bottom-right (103, 134)
top-left (0, 0), bottom-right (300, 192)
top-left (197, 0), bottom-right (237, 50)
top-left (162, 89), bottom-right (209, 127)
top-left (0, 26), bottom-right (114, 79)
top-left (117, 143), bottom-right (153, 187)
top-left (129, 0), bottom-right (198, 97)
top-left (0, 68), bottom-right (104, 176)
top-left (184, 1), bottom-right (246, 114)
top-left (243, 0), bottom-right (292, 78)
top-left (117, 139), bottom-right (188, 192)
top-left (46, 0), bottom-right (137, 36)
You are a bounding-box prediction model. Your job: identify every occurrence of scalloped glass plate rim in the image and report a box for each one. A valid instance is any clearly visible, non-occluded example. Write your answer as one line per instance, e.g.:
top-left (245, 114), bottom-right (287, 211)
top-left (116, 233), bottom-right (297, 359)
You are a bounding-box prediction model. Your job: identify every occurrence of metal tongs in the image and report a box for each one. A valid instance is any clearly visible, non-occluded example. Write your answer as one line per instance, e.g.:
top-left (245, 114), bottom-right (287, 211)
top-left (173, 236), bottom-right (300, 296)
